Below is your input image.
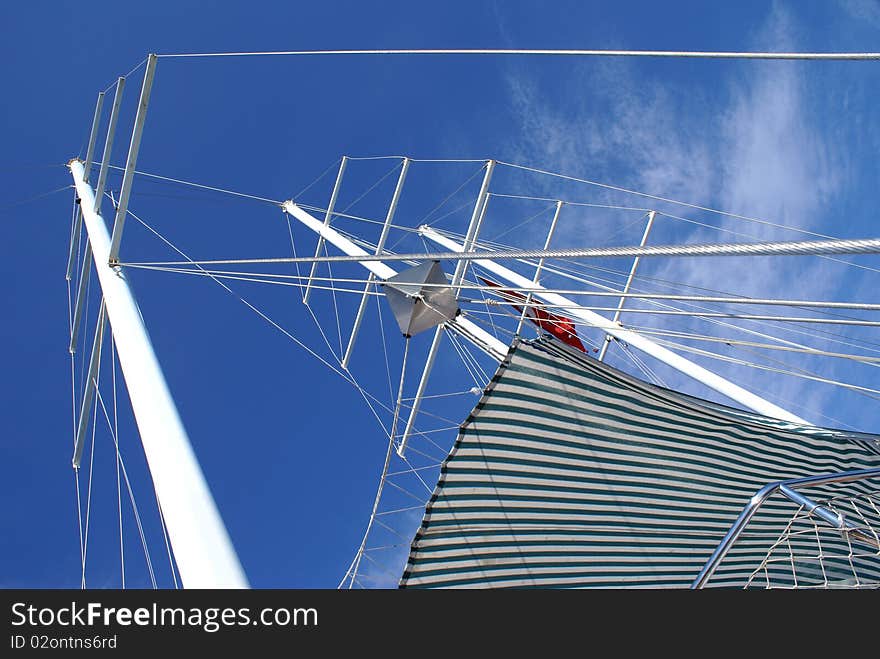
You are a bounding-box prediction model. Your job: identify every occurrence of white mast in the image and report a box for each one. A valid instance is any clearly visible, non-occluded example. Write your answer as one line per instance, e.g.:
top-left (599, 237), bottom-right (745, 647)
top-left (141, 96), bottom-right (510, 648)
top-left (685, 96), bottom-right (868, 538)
top-left (70, 159), bottom-right (248, 588)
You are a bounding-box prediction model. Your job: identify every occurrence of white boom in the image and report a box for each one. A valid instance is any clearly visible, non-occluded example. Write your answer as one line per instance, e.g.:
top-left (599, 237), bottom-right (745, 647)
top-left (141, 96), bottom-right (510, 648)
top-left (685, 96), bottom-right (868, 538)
top-left (419, 226), bottom-right (809, 425)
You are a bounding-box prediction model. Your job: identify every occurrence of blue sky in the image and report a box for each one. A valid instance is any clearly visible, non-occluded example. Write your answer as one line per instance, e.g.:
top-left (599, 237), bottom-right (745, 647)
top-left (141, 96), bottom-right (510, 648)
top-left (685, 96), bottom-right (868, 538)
top-left (3, 1), bottom-right (879, 589)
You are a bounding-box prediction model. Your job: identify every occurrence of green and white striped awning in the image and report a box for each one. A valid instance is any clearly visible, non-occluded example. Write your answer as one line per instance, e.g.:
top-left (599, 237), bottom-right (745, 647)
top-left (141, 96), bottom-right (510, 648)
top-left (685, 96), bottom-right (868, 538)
top-left (399, 337), bottom-right (880, 588)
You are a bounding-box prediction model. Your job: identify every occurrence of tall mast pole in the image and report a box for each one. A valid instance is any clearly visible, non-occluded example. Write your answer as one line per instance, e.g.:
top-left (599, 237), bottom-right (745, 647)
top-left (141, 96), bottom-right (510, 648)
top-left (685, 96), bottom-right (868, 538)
top-left (70, 159), bottom-right (247, 588)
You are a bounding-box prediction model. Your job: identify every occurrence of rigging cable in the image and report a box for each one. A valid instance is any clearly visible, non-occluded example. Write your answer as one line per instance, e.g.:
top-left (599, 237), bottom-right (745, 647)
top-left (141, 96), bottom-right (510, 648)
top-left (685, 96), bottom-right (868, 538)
top-left (156, 48), bottom-right (880, 61)
top-left (111, 338), bottom-right (125, 588)
top-left (93, 386), bottom-right (158, 588)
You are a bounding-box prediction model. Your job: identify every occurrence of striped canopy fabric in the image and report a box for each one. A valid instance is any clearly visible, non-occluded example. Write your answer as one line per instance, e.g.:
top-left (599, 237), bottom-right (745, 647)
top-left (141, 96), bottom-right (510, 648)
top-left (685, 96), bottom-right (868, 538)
top-left (399, 337), bottom-right (880, 588)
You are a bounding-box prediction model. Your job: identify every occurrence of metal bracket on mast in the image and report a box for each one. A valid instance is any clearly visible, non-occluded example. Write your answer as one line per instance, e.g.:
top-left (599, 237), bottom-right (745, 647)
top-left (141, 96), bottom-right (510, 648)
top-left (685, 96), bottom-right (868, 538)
top-left (303, 156), bottom-right (348, 305)
top-left (419, 226), bottom-right (810, 425)
top-left (342, 157), bottom-right (409, 369)
top-left (598, 210), bottom-right (656, 361)
top-left (108, 54), bottom-right (157, 264)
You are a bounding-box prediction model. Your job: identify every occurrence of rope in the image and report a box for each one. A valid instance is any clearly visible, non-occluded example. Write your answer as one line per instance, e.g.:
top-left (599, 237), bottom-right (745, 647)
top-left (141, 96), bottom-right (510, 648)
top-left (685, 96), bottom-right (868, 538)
top-left (291, 157), bottom-right (342, 201)
top-left (347, 156), bottom-right (487, 163)
top-left (410, 162), bottom-right (487, 229)
top-left (284, 213), bottom-right (306, 299)
top-left (339, 160), bottom-right (404, 214)
top-left (156, 48), bottom-right (880, 60)
top-left (345, 422), bottom-right (399, 589)
top-left (127, 208), bottom-right (356, 385)
top-left (297, 202), bottom-right (427, 234)
top-left (323, 244), bottom-right (345, 356)
top-left (80, 368), bottom-right (100, 589)
top-left (124, 235), bottom-right (880, 268)
top-left (496, 161), bottom-right (861, 241)
top-left (387, 463), bottom-right (444, 478)
top-left (121, 265), bottom-right (880, 311)
top-left (398, 452), bottom-right (434, 495)
top-left (650, 336), bottom-right (880, 399)
top-left (155, 498), bottom-right (180, 589)
top-left (0, 185), bottom-right (72, 214)
top-left (125, 208), bottom-right (416, 433)
top-left (529, 254), bottom-right (880, 354)
top-left (658, 209), bottom-right (880, 276)
top-left (383, 478), bottom-right (435, 505)
top-left (111, 338), bottom-right (125, 588)
top-left (104, 164), bottom-right (280, 204)
top-left (376, 292), bottom-right (395, 404)
top-left (447, 331), bottom-right (483, 389)
top-left (99, 58), bottom-right (147, 94)
top-left (488, 192), bottom-right (650, 213)
top-left (93, 386), bottom-right (158, 588)
top-left (621, 325), bottom-right (880, 365)
top-left (390, 338), bottom-right (410, 448)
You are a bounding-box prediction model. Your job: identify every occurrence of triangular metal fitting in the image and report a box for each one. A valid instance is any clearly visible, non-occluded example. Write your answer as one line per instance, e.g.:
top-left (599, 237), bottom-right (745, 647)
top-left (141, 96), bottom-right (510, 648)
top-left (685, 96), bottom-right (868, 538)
top-left (382, 261), bottom-right (459, 337)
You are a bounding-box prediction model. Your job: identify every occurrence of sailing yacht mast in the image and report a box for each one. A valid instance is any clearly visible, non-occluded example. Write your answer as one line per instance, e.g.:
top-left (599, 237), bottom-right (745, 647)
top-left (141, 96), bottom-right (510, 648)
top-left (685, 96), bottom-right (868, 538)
top-left (67, 55), bottom-right (246, 588)
top-left (70, 160), bottom-right (248, 588)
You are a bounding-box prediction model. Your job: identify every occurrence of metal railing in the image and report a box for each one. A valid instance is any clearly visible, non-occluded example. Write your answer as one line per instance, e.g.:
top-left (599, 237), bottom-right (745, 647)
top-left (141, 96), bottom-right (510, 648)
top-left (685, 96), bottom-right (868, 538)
top-left (691, 467), bottom-right (880, 589)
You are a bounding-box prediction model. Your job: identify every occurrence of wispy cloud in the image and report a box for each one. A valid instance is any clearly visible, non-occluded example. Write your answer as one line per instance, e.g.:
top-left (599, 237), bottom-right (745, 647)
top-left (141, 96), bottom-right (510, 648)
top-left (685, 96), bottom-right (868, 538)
top-left (503, 60), bottom-right (715, 207)
top-left (498, 6), bottom-right (874, 428)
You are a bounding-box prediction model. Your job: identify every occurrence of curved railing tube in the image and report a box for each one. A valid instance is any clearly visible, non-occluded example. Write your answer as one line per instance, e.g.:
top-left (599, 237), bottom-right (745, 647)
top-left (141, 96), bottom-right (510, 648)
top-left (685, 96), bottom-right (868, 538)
top-left (691, 467), bottom-right (880, 589)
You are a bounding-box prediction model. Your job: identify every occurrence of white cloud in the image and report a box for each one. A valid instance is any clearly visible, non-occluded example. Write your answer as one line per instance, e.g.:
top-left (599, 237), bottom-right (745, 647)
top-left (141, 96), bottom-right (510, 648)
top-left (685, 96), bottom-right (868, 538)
top-left (503, 60), bottom-right (715, 207)
top-left (497, 6), bottom-right (873, 427)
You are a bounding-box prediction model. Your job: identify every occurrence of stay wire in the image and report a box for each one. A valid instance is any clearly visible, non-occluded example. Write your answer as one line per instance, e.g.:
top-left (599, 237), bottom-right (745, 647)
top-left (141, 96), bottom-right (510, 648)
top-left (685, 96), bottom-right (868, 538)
top-left (156, 48), bottom-right (880, 60)
top-left (93, 385), bottom-right (158, 588)
top-left (111, 337), bottom-right (125, 588)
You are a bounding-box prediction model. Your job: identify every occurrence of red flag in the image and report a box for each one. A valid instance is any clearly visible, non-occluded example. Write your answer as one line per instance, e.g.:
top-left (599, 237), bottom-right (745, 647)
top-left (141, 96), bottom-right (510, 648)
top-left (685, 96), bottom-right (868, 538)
top-left (478, 277), bottom-right (586, 352)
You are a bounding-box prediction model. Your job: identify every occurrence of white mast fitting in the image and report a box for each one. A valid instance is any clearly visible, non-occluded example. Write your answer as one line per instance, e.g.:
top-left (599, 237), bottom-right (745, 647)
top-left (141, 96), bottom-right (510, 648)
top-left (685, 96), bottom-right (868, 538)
top-left (419, 226), bottom-right (810, 426)
top-left (69, 159), bottom-right (248, 588)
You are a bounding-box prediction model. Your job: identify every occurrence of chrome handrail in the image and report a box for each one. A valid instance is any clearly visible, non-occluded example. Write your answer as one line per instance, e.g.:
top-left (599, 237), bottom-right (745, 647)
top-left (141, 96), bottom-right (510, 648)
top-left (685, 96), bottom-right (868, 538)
top-left (691, 467), bottom-right (880, 589)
